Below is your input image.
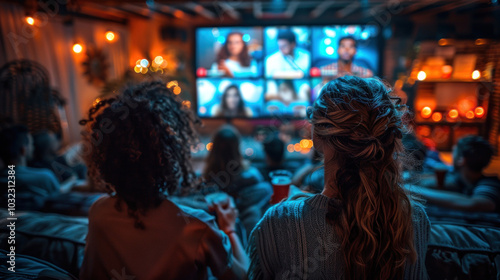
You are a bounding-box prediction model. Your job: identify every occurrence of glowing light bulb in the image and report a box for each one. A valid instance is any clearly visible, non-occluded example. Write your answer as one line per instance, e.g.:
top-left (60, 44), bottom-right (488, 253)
top-left (448, 109), bottom-right (459, 119)
top-left (431, 112), bottom-right (442, 122)
top-left (105, 31), bottom-right (115, 42)
top-left (72, 44), bottom-right (83, 53)
top-left (474, 107), bottom-right (485, 118)
top-left (26, 17), bottom-right (35, 25)
top-left (465, 111), bottom-right (475, 119)
top-left (154, 56), bottom-right (163, 65)
top-left (417, 71), bottom-right (427, 81)
top-left (472, 70), bottom-right (480, 80)
top-left (421, 107), bottom-right (432, 118)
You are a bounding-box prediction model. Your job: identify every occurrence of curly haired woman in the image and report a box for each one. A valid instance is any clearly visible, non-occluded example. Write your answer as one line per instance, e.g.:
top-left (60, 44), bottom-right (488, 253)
top-left (248, 76), bottom-right (430, 280)
top-left (79, 81), bottom-right (249, 280)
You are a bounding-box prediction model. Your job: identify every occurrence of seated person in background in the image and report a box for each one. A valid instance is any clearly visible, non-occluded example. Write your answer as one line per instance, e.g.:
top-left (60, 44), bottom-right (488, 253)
top-left (320, 36), bottom-right (373, 78)
top-left (213, 85), bottom-right (253, 118)
top-left (79, 81), bottom-right (249, 280)
top-left (292, 148), bottom-right (324, 193)
top-left (203, 125), bottom-right (265, 197)
top-left (29, 130), bottom-right (86, 182)
top-left (258, 134), bottom-right (286, 181)
top-left (265, 29), bottom-right (310, 78)
top-left (0, 125), bottom-right (60, 210)
top-left (407, 136), bottom-right (500, 213)
top-left (213, 32), bottom-right (258, 78)
top-left (248, 76), bottom-right (429, 279)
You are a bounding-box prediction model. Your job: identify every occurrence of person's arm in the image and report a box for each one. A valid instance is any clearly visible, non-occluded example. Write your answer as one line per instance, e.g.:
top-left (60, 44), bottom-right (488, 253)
top-left (211, 197), bottom-right (250, 280)
top-left (406, 185), bottom-right (496, 212)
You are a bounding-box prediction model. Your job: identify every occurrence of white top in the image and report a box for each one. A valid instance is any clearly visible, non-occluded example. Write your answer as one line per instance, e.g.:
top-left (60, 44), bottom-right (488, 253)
top-left (265, 48), bottom-right (311, 78)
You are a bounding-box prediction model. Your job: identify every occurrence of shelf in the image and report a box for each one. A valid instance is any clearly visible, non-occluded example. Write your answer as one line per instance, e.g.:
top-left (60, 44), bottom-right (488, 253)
top-left (416, 79), bottom-right (492, 83)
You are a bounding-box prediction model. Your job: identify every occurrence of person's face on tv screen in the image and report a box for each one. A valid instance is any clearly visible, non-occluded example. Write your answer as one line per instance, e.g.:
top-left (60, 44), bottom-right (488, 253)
top-left (227, 34), bottom-right (245, 57)
top-left (279, 82), bottom-right (295, 104)
top-left (278, 39), bottom-right (295, 56)
top-left (338, 38), bottom-right (356, 62)
top-left (226, 88), bottom-right (241, 110)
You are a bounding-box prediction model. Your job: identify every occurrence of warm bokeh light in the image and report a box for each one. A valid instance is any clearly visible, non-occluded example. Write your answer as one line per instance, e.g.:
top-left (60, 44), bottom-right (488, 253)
top-left (26, 16), bottom-right (35, 25)
top-left (438, 38), bottom-right (448, 46)
top-left (472, 70), bottom-right (480, 80)
top-left (154, 56), bottom-right (164, 65)
top-left (299, 139), bottom-right (309, 149)
top-left (442, 65), bottom-right (452, 79)
top-left (182, 100), bottom-right (191, 109)
top-left (173, 86), bottom-right (181, 95)
top-left (72, 44), bottom-right (83, 53)
top-left (448, 109), bottom-right (459, 119)
top-left (199, 106), bottom-right (207, 114)
top-left (294, 143), bottom-right (302, 152)
top-left (431, 112), bottom-right (442, 122)
top-left (417, 71), bottom-right (427, 81)
top-left (93, 98), bottom-right (101, 107)
top-left (105, 31), bottom-right (115, 42)
top-left (287, 144), bottom-right (294, 153)
top-left (474, 106), bottom-right (485, 118)
top-left (134, 65), bottom-right (142, 73)
top-left (167, 81), bottom-right (179, 89)
top-left (140, 67), bottom-right (148, 74)
top-left (458, 98), bottom-right (476, 115)
top-left (465, 111), bottom-right (475, 119)
top-left (206, 142), bottom-right (213, 151)
top-left (421, 107), bottom-right (432, 118)
top-left (475, 38), bottom-right (487, 45)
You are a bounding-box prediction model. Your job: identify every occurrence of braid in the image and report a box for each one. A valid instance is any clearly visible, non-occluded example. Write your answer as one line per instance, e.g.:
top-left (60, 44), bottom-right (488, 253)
top-left (310, 76), bottom-right (415, 280)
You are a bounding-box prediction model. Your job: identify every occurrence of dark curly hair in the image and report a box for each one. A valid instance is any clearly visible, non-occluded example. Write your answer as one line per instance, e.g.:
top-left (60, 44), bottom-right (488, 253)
top-left (80, 81), bottom-right (200, 229)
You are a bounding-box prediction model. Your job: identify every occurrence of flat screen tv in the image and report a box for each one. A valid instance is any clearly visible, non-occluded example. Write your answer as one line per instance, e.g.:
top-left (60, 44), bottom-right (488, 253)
top-left (195, 25), bottom-right (381, 119)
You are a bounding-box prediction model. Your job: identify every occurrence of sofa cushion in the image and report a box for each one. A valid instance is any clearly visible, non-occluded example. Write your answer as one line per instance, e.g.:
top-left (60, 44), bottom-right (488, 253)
top-left (0, 249), bottom-right (78, 279)
top-left (426, 221), bottom-right (500, 280)
top-left (0, 209), bottom-right (87, 277)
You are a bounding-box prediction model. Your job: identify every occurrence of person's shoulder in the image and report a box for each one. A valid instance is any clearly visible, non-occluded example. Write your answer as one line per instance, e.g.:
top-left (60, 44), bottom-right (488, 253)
top-left (88, 195), bottom-right (115, 219)
top-left (410, 200), bottom-right (430, 226)
top-left (176, 203), bottom-right (218, 230)
top-left (297, 47), bottom-right (311, 56)
top-left (22, 166), bottom-right (58, 182)
top-left (478, 176), bottom-right (500, 187)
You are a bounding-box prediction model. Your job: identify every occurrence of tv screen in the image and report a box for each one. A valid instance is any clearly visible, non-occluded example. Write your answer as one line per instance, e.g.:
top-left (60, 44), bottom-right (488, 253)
top-left (195, 25), bottom-right (380, 119)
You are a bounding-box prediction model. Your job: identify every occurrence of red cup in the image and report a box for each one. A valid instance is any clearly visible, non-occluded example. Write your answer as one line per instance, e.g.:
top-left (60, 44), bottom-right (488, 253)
top-left (269, 170), bottom-right (292, 204)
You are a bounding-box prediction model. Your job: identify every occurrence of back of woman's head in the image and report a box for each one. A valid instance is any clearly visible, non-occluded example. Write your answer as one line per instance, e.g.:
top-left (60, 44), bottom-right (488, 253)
top-left (80, 81), bottom-right (200, 228)
top-left (308, 76), bottom-right (416, 280)
top-left (203, 125), bottom-right (242, 188)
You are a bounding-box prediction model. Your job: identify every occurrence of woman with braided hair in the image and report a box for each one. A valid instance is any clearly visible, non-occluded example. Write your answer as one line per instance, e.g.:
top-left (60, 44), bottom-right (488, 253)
top-left (79, 81), bottom-right (249, 280)
top-left (248, 76), bottom-right (430, 280)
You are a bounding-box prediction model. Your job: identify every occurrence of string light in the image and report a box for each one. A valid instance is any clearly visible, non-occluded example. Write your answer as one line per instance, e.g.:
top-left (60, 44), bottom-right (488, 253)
top-left (448, 109), bottom-right (459, 119)
top-left (72, 44), bottom-right (83, 54)
top-left (431, 112), bottom-right (442, 122)
top-left (26, 16), bottom-right (35, 25)
top-left (287, 144), bottom-right (294, 153)
top-left (465, 111), bottom-right (475, 119)
top-left (472, 70), bottom-right (480, 80)
top-left (421, 107), bottom-right (432, 118)
top-left (417, 71), bottom-right (427, 81)
top-left (105, 31), bottom-right (115, 42)
top-left (474, 107), bottom-right (485, 118)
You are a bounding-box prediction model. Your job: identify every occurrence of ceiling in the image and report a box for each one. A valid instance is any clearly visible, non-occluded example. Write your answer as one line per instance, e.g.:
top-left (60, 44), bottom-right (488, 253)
top-left (9, 0), bottom-right (500, 31)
